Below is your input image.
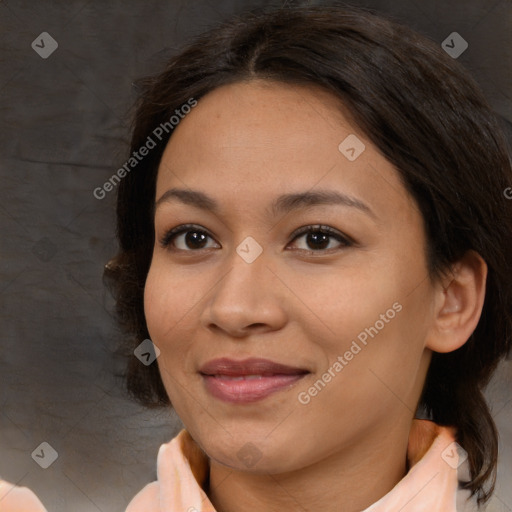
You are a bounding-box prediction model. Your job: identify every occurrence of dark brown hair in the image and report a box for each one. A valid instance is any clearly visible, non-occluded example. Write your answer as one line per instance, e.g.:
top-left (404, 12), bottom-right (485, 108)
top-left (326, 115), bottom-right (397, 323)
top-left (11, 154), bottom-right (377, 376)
top-left (104, 3), bottom-right (512, 505)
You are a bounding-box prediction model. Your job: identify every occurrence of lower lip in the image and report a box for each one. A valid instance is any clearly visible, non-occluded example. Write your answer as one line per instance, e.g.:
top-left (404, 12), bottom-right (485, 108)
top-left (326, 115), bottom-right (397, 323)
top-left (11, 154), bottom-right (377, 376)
top-left (202, 374), bottom-right (307, 403)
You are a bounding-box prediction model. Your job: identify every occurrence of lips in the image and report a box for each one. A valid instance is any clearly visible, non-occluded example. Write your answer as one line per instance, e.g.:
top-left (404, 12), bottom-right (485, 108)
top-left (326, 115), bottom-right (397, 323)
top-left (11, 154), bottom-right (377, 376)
top-left (199, 358), bottom-right (309, 404)
top-left (199, 357), bottom-right (309, 376)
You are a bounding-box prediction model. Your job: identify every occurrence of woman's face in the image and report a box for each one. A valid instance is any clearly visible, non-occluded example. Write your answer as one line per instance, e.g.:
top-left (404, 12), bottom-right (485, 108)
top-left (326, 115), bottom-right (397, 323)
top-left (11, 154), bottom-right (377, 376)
top-left (144, 79), bottom-right (439, 473)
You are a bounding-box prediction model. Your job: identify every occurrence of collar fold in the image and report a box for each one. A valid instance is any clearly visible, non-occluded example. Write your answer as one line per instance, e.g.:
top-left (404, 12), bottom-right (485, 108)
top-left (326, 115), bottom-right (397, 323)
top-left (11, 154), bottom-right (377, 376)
top-left (127, 419), bottom-right (467, 512)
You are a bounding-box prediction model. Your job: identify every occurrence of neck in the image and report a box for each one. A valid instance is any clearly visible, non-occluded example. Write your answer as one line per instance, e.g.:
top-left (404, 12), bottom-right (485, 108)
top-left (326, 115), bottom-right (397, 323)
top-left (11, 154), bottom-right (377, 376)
top-left (208, 416), bottom-right (411, 512)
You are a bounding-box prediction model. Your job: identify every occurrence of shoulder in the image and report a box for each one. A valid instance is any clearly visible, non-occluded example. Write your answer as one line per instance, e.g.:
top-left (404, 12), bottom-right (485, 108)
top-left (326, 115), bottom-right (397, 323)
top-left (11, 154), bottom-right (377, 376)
top-left (125, 481), bottom-right (160, 511)
top-left (0, 480), bottom-right (47, 511)
top-left (124, 431), bottom-right (187, 511)
top-left (125, 429), bottom-right (211, 511)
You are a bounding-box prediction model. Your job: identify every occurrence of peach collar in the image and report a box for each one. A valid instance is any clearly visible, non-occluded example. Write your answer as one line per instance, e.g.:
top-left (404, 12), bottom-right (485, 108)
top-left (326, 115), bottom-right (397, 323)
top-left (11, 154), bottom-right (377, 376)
top-left (128, 419), bottom-right (465, 511)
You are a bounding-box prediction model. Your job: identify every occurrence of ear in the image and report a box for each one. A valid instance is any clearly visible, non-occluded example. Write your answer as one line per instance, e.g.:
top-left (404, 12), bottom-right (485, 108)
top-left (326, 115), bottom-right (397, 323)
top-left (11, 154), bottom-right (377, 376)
top-left (425, 250), bottom-right (487, 353)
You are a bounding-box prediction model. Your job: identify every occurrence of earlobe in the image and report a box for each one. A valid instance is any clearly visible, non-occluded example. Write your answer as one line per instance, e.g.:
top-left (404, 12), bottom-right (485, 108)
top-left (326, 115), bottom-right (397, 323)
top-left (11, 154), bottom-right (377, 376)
top-left (426, 250), bottom-right (487, 353)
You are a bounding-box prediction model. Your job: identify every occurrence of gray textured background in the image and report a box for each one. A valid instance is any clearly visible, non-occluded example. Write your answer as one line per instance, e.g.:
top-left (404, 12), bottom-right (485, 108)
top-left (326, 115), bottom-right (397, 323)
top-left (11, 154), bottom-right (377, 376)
top-left (0, 1), bottom-right (511, 511)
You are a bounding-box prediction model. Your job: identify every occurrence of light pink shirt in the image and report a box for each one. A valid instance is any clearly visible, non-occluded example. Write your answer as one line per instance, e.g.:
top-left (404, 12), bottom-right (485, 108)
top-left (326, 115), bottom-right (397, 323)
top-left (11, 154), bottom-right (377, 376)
top-left (0, 419), bottom-right (474, 511)
top-left (126, 419), bottom-right (468, 511)
top-left (0, 480), bottom-right (47, 511)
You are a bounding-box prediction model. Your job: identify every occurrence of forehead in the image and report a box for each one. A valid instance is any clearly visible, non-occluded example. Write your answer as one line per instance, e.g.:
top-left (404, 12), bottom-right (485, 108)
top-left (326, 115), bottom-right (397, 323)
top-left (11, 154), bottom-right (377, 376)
top-left (155, 80), bottom-right (417, 224)
top-left (159, 80), bottom-right (353, 174)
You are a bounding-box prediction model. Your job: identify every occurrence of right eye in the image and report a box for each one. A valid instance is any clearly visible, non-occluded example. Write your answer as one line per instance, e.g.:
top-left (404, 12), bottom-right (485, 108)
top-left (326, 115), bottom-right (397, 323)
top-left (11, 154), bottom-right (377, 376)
top-left (159, 224), bottom-right (219, 252)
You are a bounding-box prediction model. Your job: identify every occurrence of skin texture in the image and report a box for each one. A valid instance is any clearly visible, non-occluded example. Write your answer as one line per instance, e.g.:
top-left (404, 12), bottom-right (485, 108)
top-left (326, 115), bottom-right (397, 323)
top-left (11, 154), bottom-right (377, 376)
top-left (144, 79), bottom-right (487, 512)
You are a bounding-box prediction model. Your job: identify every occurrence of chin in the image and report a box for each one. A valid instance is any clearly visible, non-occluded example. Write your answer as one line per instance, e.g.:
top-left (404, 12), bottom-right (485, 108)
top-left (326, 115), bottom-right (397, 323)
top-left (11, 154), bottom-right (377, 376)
top-left (197, 426), bottom-right (304, 474)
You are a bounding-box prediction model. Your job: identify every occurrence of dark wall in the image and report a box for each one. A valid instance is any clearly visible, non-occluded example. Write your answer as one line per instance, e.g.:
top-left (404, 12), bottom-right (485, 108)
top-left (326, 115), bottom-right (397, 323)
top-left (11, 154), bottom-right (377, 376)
top-left (1, 1), bottom-right (510, 510)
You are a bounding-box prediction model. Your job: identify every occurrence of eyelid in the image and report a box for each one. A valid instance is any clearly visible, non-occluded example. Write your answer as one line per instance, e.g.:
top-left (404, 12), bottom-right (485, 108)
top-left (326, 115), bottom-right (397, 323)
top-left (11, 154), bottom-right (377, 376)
top-left (289, 224), bottom-right (354, 245)
top-left (158, 223), bottom-right (354, 252)
top-left (158, 223), bottom-right (217, 248)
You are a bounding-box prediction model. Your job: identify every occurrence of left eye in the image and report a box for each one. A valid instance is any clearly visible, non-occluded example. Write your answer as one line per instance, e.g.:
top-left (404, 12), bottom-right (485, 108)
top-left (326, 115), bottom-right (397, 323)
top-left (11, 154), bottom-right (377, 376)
top-left (289, 225), bottom-right (352, 252)
top-left (159, 224), bottom-right (352, 253)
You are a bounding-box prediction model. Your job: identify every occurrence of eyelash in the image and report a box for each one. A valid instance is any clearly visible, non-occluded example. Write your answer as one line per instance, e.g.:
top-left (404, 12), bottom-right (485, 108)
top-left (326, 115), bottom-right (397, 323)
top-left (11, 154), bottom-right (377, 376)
top-left (158, 223), bottom-right (353, 254)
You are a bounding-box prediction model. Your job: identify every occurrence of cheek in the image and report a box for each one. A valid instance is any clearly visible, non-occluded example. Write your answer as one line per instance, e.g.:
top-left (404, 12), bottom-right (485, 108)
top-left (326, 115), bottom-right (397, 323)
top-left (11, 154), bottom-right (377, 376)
top-left (143, 263), bottom-right (191, 405)
top-left (143, 263), bottom-right (165, 339)
top-left (143, 259), bottom-right (201, 372)
top-left (143, 261), bottom-right (186, 363)
top-left (290, 262), bottom-right (399, 354)
top-left (143, 259), bottom-right (190, 337)
top-left (301, 266), bottom-right (430, 398)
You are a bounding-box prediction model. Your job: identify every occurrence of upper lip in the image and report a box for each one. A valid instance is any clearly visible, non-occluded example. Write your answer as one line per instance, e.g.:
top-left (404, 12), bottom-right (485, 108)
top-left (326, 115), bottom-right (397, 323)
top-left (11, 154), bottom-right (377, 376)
top-left (199, 357), bottom-right (310, 377)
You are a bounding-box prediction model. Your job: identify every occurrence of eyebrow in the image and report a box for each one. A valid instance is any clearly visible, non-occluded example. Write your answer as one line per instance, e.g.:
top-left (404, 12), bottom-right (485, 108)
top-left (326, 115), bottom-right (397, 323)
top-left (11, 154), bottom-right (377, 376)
top-left (154, 187), bottom-right (376, 220)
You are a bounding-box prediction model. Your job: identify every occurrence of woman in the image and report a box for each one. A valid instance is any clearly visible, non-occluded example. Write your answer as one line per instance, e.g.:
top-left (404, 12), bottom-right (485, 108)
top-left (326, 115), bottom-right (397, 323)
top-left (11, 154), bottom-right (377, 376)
top-left (112, 3), bottom-right (511, 512)
top-left (2, 3), bottom-right (510, 511)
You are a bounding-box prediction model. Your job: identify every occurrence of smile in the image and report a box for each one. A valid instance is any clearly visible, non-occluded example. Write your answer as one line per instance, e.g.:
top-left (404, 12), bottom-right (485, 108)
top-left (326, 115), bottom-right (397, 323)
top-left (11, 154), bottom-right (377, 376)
top-left (202, 374), bottom-right (307, 403)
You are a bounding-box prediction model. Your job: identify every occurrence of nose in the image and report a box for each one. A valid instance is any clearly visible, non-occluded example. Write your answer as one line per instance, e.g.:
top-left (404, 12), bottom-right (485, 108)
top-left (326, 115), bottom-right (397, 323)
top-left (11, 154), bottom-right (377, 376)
top-left (199, 243), bottom-right (287, 338)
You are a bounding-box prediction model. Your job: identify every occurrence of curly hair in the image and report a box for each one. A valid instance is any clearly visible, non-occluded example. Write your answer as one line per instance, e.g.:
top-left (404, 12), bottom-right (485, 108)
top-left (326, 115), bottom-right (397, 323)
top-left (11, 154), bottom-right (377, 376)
top-left (103, 3), bottom-right (512, 505)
